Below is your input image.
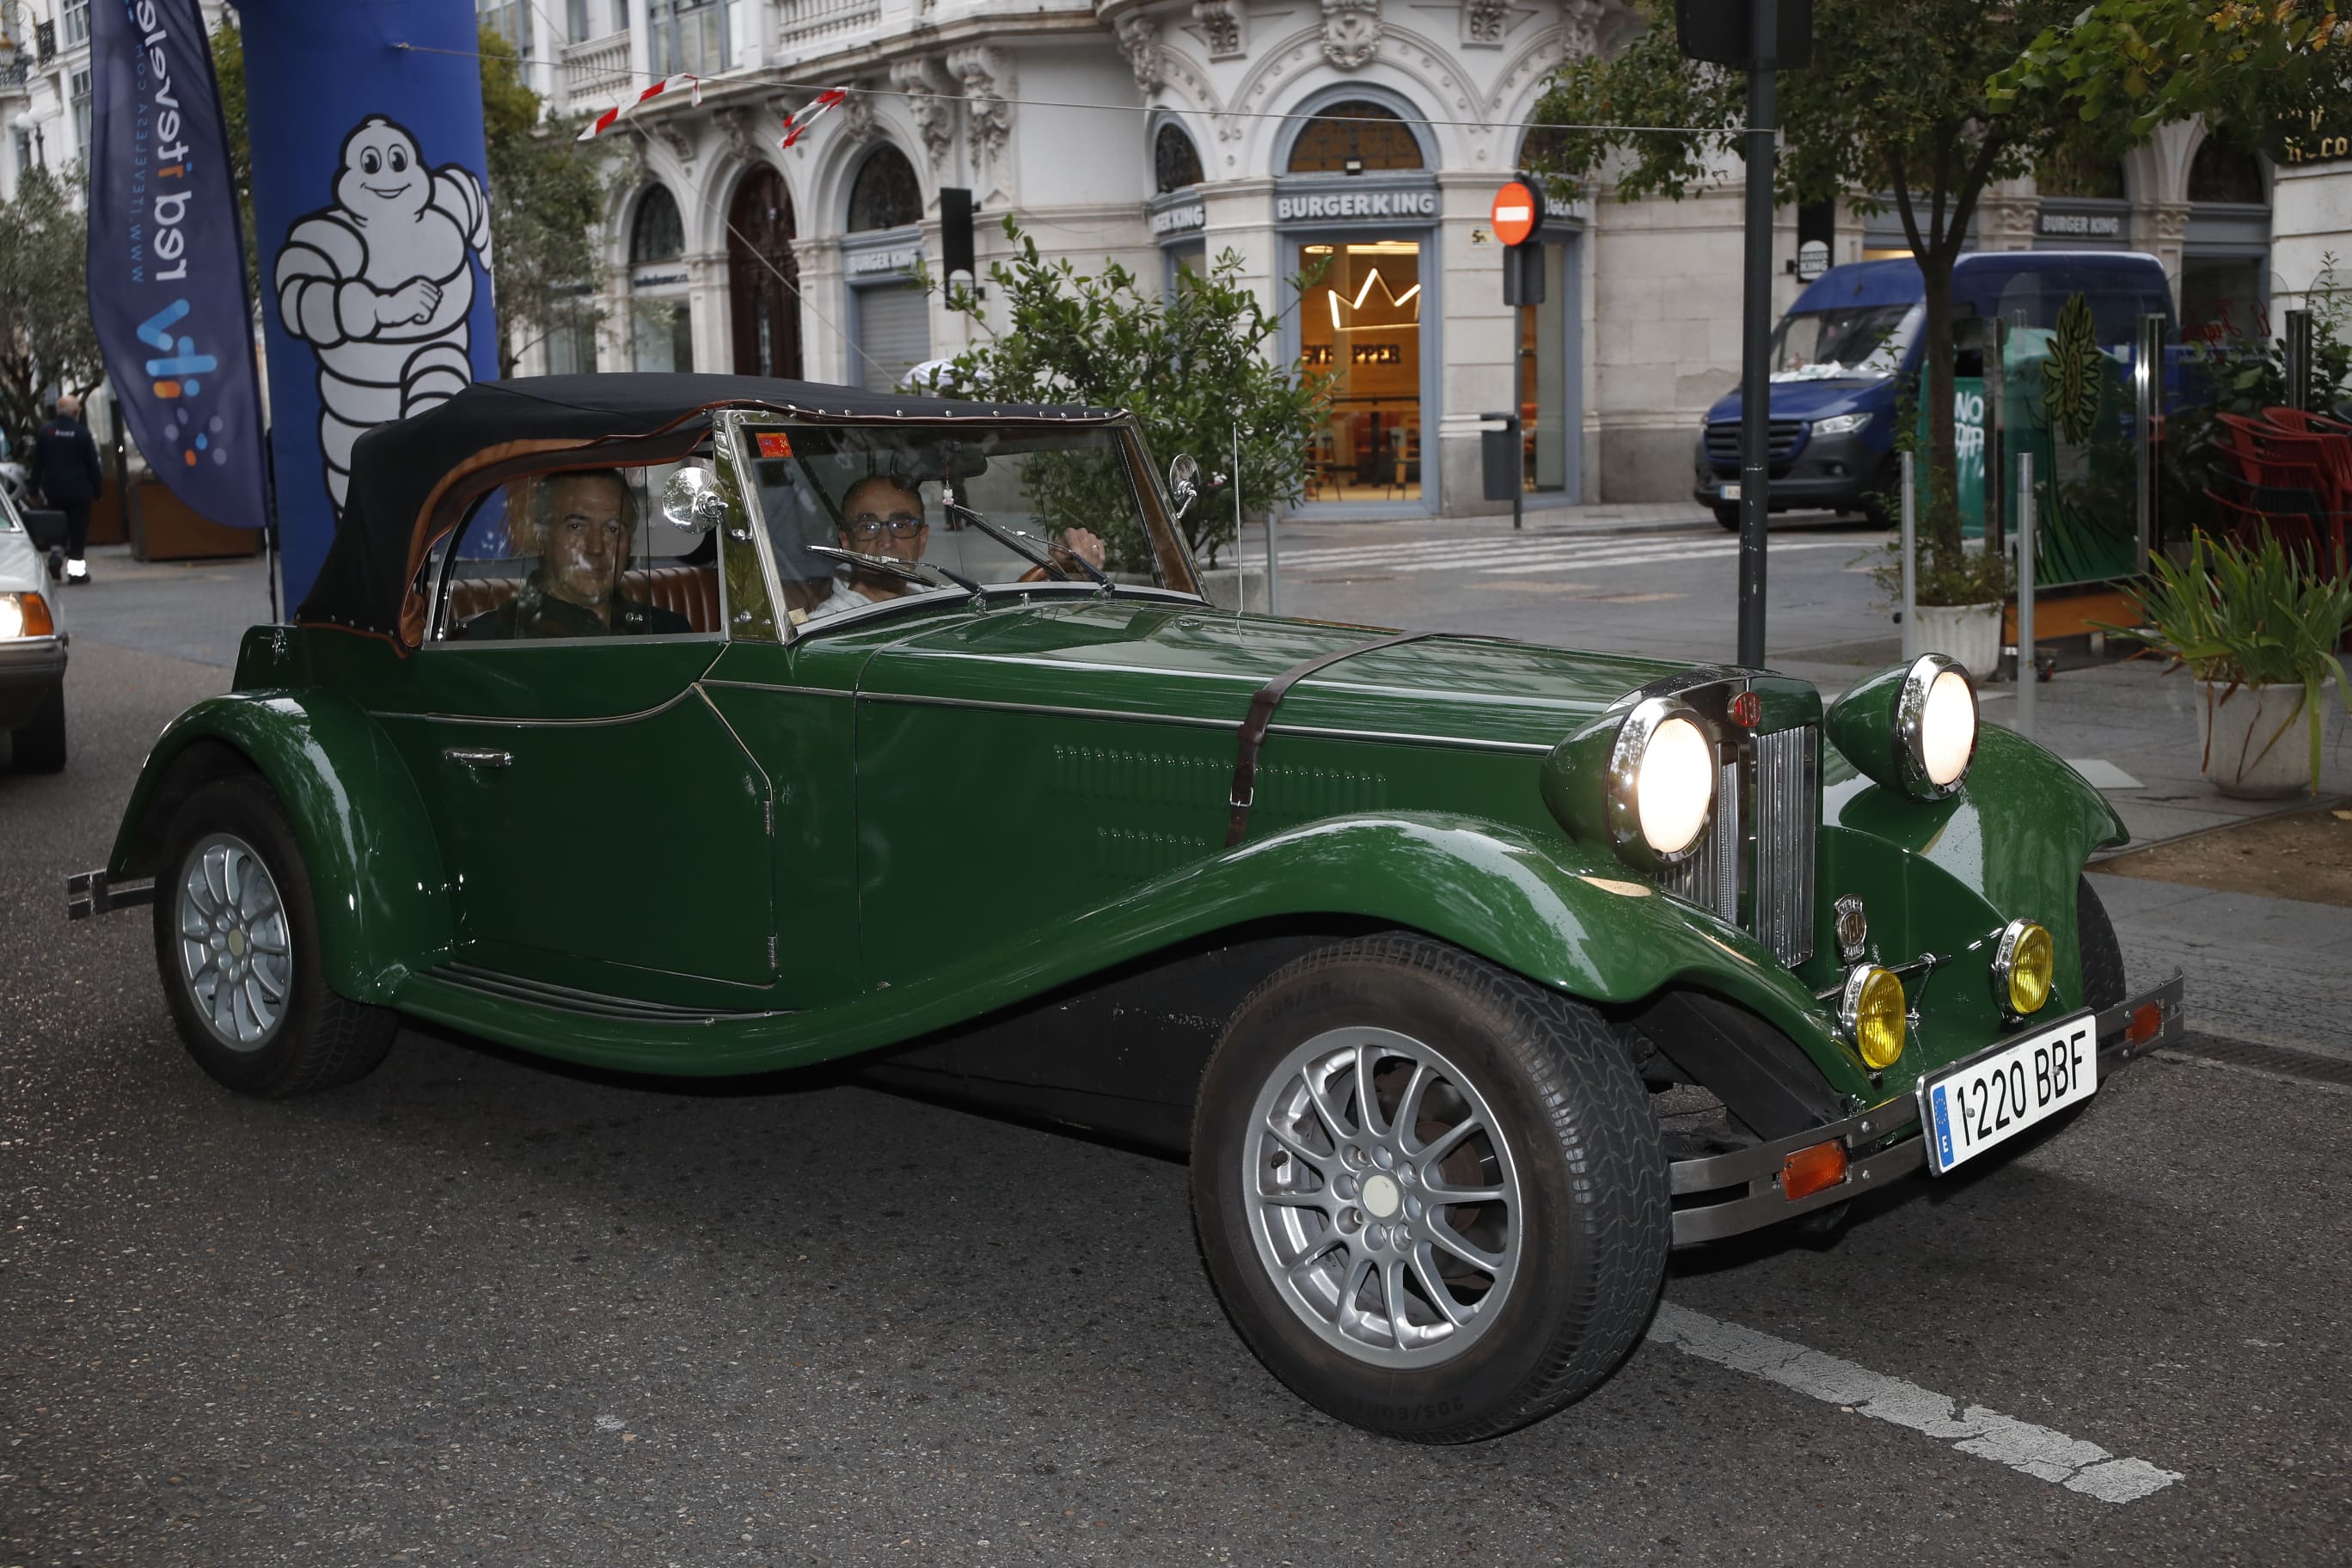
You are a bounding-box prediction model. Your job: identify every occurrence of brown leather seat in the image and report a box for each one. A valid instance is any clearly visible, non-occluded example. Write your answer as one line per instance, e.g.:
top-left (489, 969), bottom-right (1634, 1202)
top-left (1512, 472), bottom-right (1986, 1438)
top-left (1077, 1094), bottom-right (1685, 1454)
top-left (440, 565), bottom-right (720, 635)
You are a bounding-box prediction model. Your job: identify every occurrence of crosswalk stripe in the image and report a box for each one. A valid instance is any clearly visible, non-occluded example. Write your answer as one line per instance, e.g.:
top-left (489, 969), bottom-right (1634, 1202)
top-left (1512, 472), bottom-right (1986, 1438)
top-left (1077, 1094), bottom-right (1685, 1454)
top-left (1470, 539), bottom-right (1849, 576)
top-left (1247, 531), bottom-right (1713, 564)
top-left (1246, 535), bottom-right (1733, 572)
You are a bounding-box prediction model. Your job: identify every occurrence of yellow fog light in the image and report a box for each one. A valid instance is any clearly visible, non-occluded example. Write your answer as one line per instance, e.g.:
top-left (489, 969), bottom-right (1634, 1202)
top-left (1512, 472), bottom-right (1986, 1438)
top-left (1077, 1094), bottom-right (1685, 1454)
top-left (1839, 965), bottom-right (1907, 1070)
top-left (1993, 920), bottom-right (2054, 1016)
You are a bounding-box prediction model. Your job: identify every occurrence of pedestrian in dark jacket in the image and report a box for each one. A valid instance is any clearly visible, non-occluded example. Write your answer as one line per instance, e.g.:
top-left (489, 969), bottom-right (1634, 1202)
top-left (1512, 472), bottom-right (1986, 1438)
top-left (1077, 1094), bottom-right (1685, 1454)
top-left (28, 394), bottom-right (103, 583)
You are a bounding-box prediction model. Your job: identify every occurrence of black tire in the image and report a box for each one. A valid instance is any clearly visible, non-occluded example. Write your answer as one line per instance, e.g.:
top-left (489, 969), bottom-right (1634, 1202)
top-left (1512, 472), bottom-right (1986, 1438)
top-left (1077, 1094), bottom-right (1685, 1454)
top-left (1712, 502), bottom-right (1742, 530)
top-left (1191, 934), bottom-right (1669, 1443)
top-left (2077, 875), bottom-right (2128, 1011)
top-left (153, 775), bottom-right (395, 1097)
top-left (10, 684), bottom-right (64, 773)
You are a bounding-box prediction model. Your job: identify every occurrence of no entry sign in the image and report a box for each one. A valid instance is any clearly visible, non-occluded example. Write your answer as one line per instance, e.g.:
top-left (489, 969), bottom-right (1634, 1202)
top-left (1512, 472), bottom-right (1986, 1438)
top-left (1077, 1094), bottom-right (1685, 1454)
top-left (1491, 181), bottom-right (1538, 247)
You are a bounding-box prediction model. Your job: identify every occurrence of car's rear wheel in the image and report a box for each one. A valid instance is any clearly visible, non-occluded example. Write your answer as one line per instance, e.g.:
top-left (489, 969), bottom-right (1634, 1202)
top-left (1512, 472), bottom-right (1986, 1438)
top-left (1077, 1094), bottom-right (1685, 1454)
top-left (154, 775), bottom-right (395, 1097)
top-left (11, 685), bottom-right (64, 773)
top-left (1191, 934), bottom-right (1669, 1443)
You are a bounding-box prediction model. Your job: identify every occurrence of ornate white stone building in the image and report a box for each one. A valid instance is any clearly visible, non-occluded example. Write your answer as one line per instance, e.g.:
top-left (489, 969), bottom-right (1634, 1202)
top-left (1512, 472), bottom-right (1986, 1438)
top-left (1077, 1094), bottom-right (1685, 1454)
top-left (496, 0), bottom-right (2336, 511)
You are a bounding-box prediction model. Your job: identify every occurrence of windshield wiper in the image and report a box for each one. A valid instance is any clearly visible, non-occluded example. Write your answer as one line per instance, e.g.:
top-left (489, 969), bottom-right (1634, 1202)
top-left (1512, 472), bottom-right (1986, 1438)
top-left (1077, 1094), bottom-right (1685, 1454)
top-left (945, 499), bottom-right (1114, 591)
top-left (805, 543), bottom-right (986, 600)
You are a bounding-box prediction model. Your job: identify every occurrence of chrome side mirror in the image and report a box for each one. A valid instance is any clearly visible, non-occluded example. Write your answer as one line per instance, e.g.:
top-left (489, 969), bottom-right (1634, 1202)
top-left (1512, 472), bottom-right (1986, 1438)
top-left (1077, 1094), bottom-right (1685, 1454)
top-left (661, 465), bottom-right (730, 534)
top-left (1167, 452), bottom-right (1200, 523)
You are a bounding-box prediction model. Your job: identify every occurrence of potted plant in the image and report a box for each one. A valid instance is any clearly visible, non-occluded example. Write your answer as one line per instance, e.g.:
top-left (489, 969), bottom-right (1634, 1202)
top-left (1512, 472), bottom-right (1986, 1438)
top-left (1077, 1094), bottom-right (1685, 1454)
top-left (2109, 533), bottom-right (2352, 799)
top-left (1869, 499), bottom-right (2014, 677)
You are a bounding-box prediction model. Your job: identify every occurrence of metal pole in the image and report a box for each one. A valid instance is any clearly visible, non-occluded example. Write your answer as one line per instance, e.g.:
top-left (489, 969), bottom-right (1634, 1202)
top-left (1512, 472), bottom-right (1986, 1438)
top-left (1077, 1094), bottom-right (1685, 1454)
top-left (2284, 309), bottom-right (2313, 413)
top-left (2016, 450), bottom-right (2035, 741)
top-left (2135, 312), bottom-right (2165, 575)
top-left (1899, 450), bottom-right (1917, 664)
top-left (1735, 0), bottom-right (1779, 669)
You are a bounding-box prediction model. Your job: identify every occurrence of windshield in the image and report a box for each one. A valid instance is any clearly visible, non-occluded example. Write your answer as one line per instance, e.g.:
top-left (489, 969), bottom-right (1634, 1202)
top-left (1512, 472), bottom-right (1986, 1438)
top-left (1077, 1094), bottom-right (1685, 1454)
top-left (736, 421), bottom-right (1197, 627)
top-left (1769, 303), bottom-right (1921, 382)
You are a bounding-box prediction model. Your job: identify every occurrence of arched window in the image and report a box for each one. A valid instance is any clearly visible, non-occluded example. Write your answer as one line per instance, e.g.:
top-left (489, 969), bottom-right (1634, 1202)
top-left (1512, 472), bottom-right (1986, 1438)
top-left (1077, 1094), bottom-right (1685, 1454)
top-left (1518, 125), bottom-right (1570, 178)
top-left (847, 145), bottom-right (922, 232)
top-left (1155, 122), bottom-right (1204, 193)
top-left (630, 185), bottom-right (685, 264)
top-left (2034, 148), bottom-right (2125, 200)
top-left (1287, 100), bottom-right (1424, 175)
top-left (2190, 137), bottom-right (2266, 205)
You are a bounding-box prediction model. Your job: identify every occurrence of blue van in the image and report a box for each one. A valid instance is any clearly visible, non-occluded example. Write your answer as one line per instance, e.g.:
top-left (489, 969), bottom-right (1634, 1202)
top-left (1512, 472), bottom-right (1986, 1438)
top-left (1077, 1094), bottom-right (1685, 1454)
top-left (1692, 250), bottom-right (2177, 528)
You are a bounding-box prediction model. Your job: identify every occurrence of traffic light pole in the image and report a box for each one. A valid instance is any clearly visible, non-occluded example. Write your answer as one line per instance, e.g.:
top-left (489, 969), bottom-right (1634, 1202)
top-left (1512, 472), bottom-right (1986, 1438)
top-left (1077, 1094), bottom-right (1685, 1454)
top-left (1735, 0), bottom-right (1778, 670)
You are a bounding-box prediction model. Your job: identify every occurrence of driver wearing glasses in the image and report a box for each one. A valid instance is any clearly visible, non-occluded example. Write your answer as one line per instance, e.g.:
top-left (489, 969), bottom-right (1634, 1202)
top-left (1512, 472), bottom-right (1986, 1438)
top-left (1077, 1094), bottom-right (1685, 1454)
top-left (805, 473), bottom-right (1109, 622)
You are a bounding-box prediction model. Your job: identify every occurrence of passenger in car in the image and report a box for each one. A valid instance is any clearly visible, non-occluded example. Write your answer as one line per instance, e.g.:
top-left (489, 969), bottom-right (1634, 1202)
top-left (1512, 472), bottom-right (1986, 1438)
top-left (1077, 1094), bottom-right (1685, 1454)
top-left (802, 473), bottom-right (1110, 621)
top-left (460, 469), bottom-right (693, 640)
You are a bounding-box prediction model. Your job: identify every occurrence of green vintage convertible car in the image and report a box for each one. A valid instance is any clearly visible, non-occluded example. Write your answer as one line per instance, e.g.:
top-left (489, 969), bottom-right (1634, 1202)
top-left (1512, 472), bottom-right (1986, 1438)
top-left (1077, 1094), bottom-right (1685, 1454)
top-left (72, 374), bottom-right (2180, 1442)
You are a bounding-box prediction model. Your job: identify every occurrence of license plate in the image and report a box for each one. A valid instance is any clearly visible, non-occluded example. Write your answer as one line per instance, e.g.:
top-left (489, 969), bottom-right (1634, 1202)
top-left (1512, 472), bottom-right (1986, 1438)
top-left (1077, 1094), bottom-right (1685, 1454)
top-left (1917, 1013), bottom-right (2098, 1174)
top-left (1718, 481), bottom-right (1741, 501)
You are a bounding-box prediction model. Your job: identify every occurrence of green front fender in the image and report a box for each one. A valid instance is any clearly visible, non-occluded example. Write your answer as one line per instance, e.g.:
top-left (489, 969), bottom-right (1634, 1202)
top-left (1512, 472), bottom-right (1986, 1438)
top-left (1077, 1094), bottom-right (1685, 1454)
top-left (820, 810), bottom-right (1879, 1100)
top-left (110, 689), bottom-right (453, 1002)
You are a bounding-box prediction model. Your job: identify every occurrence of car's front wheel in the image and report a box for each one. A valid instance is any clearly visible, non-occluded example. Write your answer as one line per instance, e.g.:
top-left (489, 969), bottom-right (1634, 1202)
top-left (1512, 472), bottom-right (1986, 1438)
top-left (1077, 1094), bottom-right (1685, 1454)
top-left (153, 775), bottom-right (395, 1097)
top-left (1191, 935), bottom-right (1669, 1442)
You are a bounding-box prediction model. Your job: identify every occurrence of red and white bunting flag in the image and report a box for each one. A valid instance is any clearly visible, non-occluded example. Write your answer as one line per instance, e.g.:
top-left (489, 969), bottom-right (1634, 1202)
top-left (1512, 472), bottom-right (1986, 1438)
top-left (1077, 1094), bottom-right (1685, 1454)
top-left (778, 86), bottom-right (849, 150)
top-left (576, 73), bottom-right (705, 141)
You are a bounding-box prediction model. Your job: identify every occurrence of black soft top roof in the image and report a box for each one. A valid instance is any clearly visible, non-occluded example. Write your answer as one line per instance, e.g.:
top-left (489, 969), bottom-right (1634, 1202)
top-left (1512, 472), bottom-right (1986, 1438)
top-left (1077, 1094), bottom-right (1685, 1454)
top-left (294, 374), bottom-right (1128, 644)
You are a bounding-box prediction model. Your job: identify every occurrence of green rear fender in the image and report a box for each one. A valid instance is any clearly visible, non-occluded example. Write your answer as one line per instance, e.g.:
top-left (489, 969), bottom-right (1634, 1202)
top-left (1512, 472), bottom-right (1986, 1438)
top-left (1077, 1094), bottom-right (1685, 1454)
top-left (110, 690), bottom-right (453, 1002)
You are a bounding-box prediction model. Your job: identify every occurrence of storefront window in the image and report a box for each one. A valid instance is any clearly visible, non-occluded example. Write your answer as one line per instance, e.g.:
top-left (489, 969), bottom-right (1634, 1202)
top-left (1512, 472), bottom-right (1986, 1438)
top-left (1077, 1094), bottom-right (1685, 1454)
top-left (629, 186), bottom-right (692, 373)
top-left (1155, 124), bottom-right (1204, 193)
top-left (1299, 241), bottom-right (1422, 502)
top-left (2190, 138), bottom-right (2266, 205)
top-left (1519, 243), bottom-right (1569, 494)
top-left (1288, 102), bottom-right (1422, 175)
top-left (848, 146), bottom-right (922, 232)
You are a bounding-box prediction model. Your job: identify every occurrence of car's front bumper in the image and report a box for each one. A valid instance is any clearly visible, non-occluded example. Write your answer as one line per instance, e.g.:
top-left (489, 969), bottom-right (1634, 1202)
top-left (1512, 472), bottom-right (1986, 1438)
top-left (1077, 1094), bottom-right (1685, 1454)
top-left (0, 634), bottom-right (65, 730)
top-left (1691, 428), bottom-right (1889, 513)
top-left (1668, 973), bottom-right (2186, 1245)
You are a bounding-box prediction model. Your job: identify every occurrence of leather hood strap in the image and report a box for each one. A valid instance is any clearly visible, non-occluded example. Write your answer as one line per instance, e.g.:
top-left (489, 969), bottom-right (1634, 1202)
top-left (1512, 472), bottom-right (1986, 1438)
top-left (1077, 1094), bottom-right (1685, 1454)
top-left (1225, 629), bottom-right (1437, 848)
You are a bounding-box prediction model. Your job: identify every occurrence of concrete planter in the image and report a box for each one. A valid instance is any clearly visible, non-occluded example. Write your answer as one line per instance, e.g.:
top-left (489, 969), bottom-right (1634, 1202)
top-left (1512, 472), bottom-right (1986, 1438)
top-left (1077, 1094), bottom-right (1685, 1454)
top-left (1911, 602), bottom-right (2003, 679)
top-left (1199, 562), bottom-right (1271, 613)
top-left (2196, 678), bottom-right (2319, 799)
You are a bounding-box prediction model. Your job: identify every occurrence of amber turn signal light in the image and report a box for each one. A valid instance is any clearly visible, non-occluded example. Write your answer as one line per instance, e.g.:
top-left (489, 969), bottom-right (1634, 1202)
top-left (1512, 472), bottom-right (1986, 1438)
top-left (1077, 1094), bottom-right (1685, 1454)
top-left (2126, 1002), bottom-right (2162, 1044)
top-left (1781, 1139), bottom-right (1850, 1202)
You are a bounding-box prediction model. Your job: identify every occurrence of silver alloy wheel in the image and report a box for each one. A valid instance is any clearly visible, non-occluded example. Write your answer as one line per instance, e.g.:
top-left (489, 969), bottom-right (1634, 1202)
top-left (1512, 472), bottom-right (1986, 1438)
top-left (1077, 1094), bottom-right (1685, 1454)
top-left (1241, 1026), bottom-right (1523, 1368)
top-left (175, 832), bottom-right (293, 1052)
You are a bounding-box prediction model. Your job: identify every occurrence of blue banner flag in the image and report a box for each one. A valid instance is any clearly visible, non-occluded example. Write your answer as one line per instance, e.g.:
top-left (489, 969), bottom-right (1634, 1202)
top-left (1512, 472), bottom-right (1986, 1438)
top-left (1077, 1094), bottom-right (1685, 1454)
top-left (234, 0), bottom-right (499, 611)
top-left (86, 0), bottom-right (269, 531)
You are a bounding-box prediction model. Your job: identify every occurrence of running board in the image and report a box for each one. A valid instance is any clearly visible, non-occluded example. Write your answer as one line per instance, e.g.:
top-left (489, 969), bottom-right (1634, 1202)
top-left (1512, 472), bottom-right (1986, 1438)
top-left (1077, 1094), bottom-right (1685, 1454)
top-left (66, 870), bottom-right (155, 921)
top-left (426, 962), bottom-right (790, 1026)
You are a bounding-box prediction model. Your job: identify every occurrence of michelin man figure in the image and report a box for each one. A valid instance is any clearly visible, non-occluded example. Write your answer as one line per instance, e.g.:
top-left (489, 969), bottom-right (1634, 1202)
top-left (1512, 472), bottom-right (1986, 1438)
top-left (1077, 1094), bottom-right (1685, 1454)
top-left (275, 116), bottom-right (492, 514)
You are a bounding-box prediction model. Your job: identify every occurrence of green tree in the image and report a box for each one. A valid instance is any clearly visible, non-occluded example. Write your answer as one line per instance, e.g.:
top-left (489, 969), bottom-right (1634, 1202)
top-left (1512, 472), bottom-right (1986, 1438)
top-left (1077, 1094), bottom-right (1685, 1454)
top-left (0, 168), bottom-right (104, 456)
top-left (478, 28), bottom-right (615, 377)
top-left (936, 222), bottom-right (1331, 568)
top-left (1995, 1), bottom-right (2352, 140)
top-left (1533, 0), bottom-right (2122, 571)
top-left (211, 21), bottom-right (614, 377)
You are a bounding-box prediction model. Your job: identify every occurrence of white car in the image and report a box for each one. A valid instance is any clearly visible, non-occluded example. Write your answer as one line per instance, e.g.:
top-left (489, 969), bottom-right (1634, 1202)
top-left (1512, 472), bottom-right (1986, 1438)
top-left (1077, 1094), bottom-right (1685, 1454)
top-left (0, 486), bottom-right (65, 771)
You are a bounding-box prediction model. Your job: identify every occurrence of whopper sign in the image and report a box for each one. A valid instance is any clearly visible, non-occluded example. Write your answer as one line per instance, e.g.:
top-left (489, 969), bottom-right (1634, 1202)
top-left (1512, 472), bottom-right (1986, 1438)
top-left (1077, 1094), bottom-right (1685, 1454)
top-left (86, 0), bottom-right (268, 530)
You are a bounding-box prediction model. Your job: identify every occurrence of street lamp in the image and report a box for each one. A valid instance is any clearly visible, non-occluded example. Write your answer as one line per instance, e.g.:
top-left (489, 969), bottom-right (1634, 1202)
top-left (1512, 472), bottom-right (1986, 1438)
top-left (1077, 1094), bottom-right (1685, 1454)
top-left (11, 108), bottom-right (40, 168)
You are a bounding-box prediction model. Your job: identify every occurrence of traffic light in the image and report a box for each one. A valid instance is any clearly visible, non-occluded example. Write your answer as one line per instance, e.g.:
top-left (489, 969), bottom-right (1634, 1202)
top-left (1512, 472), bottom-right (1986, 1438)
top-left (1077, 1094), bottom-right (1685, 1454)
top-left (1675, 0), bottom-right (1812, 69)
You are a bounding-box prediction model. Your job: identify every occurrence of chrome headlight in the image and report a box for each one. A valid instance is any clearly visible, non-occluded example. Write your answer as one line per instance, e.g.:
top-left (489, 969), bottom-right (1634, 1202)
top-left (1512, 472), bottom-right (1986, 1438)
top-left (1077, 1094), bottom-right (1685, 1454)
top-left (1896, 654), bottom-right (1977, 798)
top-left (1607, 696), bottom-right (1716, 867)
top-left (1811, 412), bottom-right (1871, 437)
top-left (1824, 652), bottom-right (1977, 801)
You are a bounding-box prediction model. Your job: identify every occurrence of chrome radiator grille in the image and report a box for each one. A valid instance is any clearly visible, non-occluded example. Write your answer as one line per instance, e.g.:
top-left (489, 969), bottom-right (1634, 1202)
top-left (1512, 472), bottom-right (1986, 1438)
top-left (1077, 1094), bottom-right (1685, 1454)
top-left (1657, 725), bottom-right (1818, 967)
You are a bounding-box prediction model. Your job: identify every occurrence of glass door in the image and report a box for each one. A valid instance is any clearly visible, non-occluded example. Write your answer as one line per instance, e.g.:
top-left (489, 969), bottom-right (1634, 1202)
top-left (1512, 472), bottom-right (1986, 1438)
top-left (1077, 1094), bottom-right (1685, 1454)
top-left (1299, 240), bottom-right (1424, 504)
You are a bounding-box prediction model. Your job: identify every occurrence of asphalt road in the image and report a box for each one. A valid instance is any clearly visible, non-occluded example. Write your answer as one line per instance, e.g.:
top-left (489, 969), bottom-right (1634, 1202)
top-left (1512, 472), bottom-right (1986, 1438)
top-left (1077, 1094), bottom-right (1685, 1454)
top-left (6, 610), bottom-right (2351, 1566)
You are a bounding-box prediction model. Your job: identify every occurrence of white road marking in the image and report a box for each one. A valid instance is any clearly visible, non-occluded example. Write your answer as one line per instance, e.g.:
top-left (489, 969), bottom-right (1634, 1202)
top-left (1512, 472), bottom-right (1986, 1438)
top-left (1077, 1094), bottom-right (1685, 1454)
top-left (1245, 536), bottom-right (1855, 579)
top-left (1650, 1302), bottom-right (2184, 1504)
